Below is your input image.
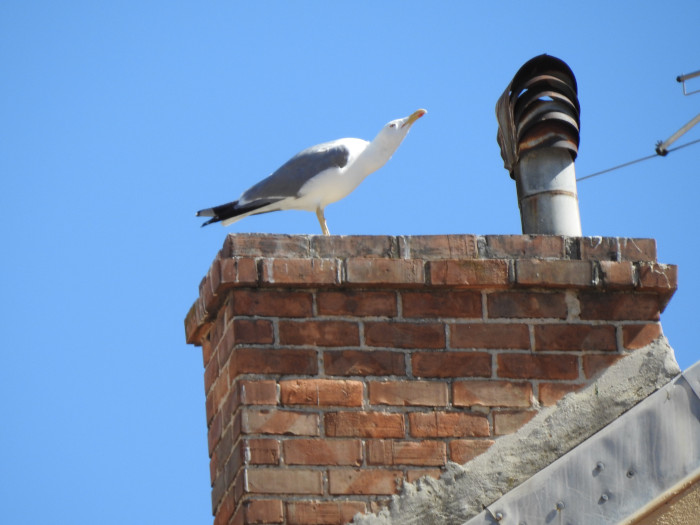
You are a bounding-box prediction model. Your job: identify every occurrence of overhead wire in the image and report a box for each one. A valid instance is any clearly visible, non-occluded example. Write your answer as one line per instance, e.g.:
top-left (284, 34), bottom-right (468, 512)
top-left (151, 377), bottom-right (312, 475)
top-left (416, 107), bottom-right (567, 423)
top-left (577, 136), bottom-right (700, 182)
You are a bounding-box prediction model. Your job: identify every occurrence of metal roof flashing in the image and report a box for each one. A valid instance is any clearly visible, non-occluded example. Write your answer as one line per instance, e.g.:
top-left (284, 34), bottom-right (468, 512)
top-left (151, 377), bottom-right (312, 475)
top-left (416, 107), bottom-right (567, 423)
top-left (465, 360), bottom-right (700, 525)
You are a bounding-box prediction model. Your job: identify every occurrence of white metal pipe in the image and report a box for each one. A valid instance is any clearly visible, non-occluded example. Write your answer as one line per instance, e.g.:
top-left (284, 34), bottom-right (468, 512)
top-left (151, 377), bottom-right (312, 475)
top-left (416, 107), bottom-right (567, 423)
top-left (514, 148), bottom-right (582, 236)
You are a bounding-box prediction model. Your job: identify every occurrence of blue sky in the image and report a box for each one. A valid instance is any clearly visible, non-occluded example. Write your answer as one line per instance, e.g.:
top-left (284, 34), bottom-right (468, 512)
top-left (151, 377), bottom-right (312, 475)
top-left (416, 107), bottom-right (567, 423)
top-left (1, 2), bottom-right (698, 524)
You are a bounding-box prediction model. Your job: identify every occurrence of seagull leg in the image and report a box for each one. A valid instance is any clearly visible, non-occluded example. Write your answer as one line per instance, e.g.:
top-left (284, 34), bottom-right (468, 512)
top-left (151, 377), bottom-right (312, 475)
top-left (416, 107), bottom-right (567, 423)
top-left (316, 207), bottom-right (330, 236)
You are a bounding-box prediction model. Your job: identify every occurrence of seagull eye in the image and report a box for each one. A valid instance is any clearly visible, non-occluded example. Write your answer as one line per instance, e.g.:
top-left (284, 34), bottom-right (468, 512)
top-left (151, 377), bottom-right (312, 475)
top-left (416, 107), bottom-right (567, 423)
top-left (389, 123), bottom-right (396, 128)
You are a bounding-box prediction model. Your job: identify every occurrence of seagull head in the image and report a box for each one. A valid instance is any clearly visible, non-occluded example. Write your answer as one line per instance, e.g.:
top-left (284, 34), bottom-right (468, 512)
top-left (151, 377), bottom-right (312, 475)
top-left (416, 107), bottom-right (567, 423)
top-left (373, 109), bottom-right (427, 149)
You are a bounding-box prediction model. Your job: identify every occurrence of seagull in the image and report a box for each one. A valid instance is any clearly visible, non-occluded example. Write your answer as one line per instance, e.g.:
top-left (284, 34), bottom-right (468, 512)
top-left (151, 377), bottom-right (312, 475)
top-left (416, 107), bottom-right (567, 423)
top-left (196, 109), bottom-right (427, 235)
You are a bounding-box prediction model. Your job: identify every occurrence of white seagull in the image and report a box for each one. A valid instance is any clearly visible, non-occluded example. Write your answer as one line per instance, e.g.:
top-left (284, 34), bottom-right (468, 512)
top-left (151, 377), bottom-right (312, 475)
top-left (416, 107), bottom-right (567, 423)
top-left (197, 109), bottom-right (427, 235)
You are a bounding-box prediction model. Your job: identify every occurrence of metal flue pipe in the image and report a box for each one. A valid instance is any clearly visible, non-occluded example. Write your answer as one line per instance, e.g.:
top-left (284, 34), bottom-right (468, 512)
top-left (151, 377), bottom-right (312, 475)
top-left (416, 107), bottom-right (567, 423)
top-left (496, 55), bottom-right (582, 236)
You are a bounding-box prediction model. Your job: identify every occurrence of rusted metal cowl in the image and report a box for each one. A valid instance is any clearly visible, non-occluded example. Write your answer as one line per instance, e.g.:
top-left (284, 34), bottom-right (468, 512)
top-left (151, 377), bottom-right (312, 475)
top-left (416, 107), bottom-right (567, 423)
top-left (496, 55), bottom-right (582, 235)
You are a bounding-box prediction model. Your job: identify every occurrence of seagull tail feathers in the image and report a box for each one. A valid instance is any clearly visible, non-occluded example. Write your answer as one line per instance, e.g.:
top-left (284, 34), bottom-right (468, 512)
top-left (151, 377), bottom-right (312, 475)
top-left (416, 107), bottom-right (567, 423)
top-left (196, 198), bottom-right (283, 227)
top-left (196, 200), bottom-right (241, 227)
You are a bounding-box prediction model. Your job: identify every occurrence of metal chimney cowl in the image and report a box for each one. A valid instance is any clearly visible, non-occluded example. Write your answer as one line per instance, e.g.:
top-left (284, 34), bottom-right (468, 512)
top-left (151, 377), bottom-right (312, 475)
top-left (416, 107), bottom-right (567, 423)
top-left (496, 54), bottom-right (582, 236)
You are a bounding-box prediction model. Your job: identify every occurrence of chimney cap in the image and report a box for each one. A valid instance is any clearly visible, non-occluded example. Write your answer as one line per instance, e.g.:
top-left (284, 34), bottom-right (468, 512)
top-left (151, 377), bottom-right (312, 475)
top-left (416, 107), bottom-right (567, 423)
top-left (496, 54), bottom-right (581, 177)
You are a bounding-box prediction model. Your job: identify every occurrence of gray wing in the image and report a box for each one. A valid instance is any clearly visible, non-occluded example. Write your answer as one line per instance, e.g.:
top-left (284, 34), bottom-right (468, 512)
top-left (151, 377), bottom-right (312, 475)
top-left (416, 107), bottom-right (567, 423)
top-left (240, 141), bottom-right (350, 203)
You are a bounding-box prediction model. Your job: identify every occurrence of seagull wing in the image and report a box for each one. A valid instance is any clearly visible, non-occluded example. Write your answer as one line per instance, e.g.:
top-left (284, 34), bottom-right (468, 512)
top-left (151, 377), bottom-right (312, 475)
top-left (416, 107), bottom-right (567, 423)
top-left (239, 141), bottom-right (351, 204)
top-left (197, 141), bottom-right (352, 227)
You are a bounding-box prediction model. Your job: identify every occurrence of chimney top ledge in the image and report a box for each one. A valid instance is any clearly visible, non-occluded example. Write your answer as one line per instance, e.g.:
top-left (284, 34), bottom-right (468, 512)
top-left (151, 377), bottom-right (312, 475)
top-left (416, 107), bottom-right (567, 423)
top-left (185, 234), bottom-right (675, 346)
top-left (219, 233), bottom-right (657, 262)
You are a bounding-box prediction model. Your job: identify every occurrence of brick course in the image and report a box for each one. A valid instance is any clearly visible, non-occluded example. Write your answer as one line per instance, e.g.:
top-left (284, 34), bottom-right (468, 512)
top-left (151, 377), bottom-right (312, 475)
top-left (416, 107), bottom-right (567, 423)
top-left (185, 234), bottom-right (676, 524)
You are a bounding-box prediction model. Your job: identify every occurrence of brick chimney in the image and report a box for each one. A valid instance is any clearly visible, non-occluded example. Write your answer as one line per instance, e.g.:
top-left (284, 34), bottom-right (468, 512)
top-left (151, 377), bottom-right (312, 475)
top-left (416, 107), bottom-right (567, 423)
top-left (184, 233), bottom-right (676, 525)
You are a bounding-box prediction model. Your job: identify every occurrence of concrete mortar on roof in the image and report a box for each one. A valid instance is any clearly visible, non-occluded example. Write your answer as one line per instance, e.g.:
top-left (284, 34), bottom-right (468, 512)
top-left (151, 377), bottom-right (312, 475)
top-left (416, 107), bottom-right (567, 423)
top-left (351, 337), bottom-right (680, 525)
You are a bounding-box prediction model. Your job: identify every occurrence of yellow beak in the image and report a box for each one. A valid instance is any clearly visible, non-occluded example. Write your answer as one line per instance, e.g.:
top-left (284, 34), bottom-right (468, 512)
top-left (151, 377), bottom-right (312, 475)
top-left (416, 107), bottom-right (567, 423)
top-left (402, 108), bottom-right (427, 128)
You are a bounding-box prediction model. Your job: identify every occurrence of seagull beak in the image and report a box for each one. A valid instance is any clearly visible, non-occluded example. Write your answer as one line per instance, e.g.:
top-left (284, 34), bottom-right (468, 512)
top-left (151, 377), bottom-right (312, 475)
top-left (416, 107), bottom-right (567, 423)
top-left (401, 108), bottom-right (427, 128)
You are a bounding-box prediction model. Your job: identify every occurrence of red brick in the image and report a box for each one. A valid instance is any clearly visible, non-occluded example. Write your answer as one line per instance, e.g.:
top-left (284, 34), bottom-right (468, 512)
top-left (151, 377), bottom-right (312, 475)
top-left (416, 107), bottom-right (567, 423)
top-left (204, 353), bottom-right (220, 397)
top-left (286, 501), bottom-right (368, 525)
top-left (429, 259), bottom-right (510, 288)
top-left (261, 257), bottom-right (338, 285)
top-left (190, 296), bottom-right (207, 334)
top-left (364, 322), bottom-right (445, 349)
top-left (224, 439), bottom-right (244, 478)
top-left (205, 390), bottom-right (216, 427)
top-left (245, 438), bottom-right (280, 465)
top-left (232, 319), bottom-right (274, 345)
top-left (232, 348), bottom-right (317, 376)
top-left (599, 261), bottom-right (635, 288)
top-left (487, 291), bottom-right (567, 319)
top-left (449, 439), bottom-right (495, 464)
top-left (211, 366), bottom-right (233, 425)
top-left (247, 468), bottom-right (323, 495)
top-left (325, 411), bottom-right (405, 438)
top-left (497, 353), bottom-right (579, 380)
top-left (579, 237), bottom-right (619, 261)
top-left (230, 505), bottom-right (244, 525)
top-left (622, 323), bottom-right (662, 350)
top-left (211, 471), bottom-right (226, 517)
top-left (311, 234), bottom-right (396, 258)
top-left (412, 352), bottom-right (492, 378)
top-left (317, 290), bottom-right (397, 317)
top-left (228, 289), bottom-right (313, 317)
top-left (345, 258), bottom-right (425, 285)
top-left (209, 309), bottom-right (227, 353)
top-left (185, 303), bottom-right (205, 346)
top-left (538, 382), bottom-right (585, 406)
top-left (211, 429), bottom-right (235, 483)
top-left (246, 499), bottom-right (284, 524)
top-left (220, 256), bottom-right (259, 286)
top-left (225, 441), bottom-right (244, 487)
top-left (200, 266), bottom-right (220, 314)
top-left (618, 238), bottom-right (657, 262)
top-left (406, 469), bottom-right (442, 482)
top-left (516, 259), bottom-right (592, 287)
top-left (493, 410), bottom-right (537, 435)
top-left (213, 489), bottom-right (235, 525)
top-left (223, 234), bottom-right (311, 258)
top-left (280, 379), bottom-right (363, 407)
top-left (239, 380), bottom-right (278, 405)
top-left (207, 385), bottom-right (223, 425)
top-left (401, 291), bottom-right (481, 318)
top-left (534, 324), bottom-right (617, 351)
top-left (324, 350), bottom-right (406, 376)
top-left (453, 380), bottom-right (532, 407)
top-left (201, 336), bottom-right (214, 368)
top-left (213, 469), bottom-right (245, 519)
top-left (222, 389), bottom-right (242, 429)
top-left (485, 235), bottom-right (565, 258)
top-left (210, 442), bottom-right (222, 485)
top-left (578, 292), bottom-right (661, 321)
top-left (242, 409), bottom-right (319, 436)
top-left (637, 263), bottom-right (678, 295)
top-left (369, 380), bottom-right (448, 407)
top-left (409, 411), bottom-right (489, 438)
top-left (583, 354), bottom-right (624, 378)
top-left (367, 439), bottom-right (446, 466)
top-left (328, 468), bottom-right (403, 495)
top-left (215, 323), bottom-right (236, 367)
top-left (208, 411), bottom-right (223, 455)
top-left (278, 320), bottom-right (360, 347)
top-left (227, 413), bottom-right (243, 455)
top-left (399, 235), bottom-right (478, 259)
top-left (233, 468), bottom-right (246, 505)
top-left (283, 438), bottom-right (362, 466)
top-left (450, 323), bottom-right (530, 349)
